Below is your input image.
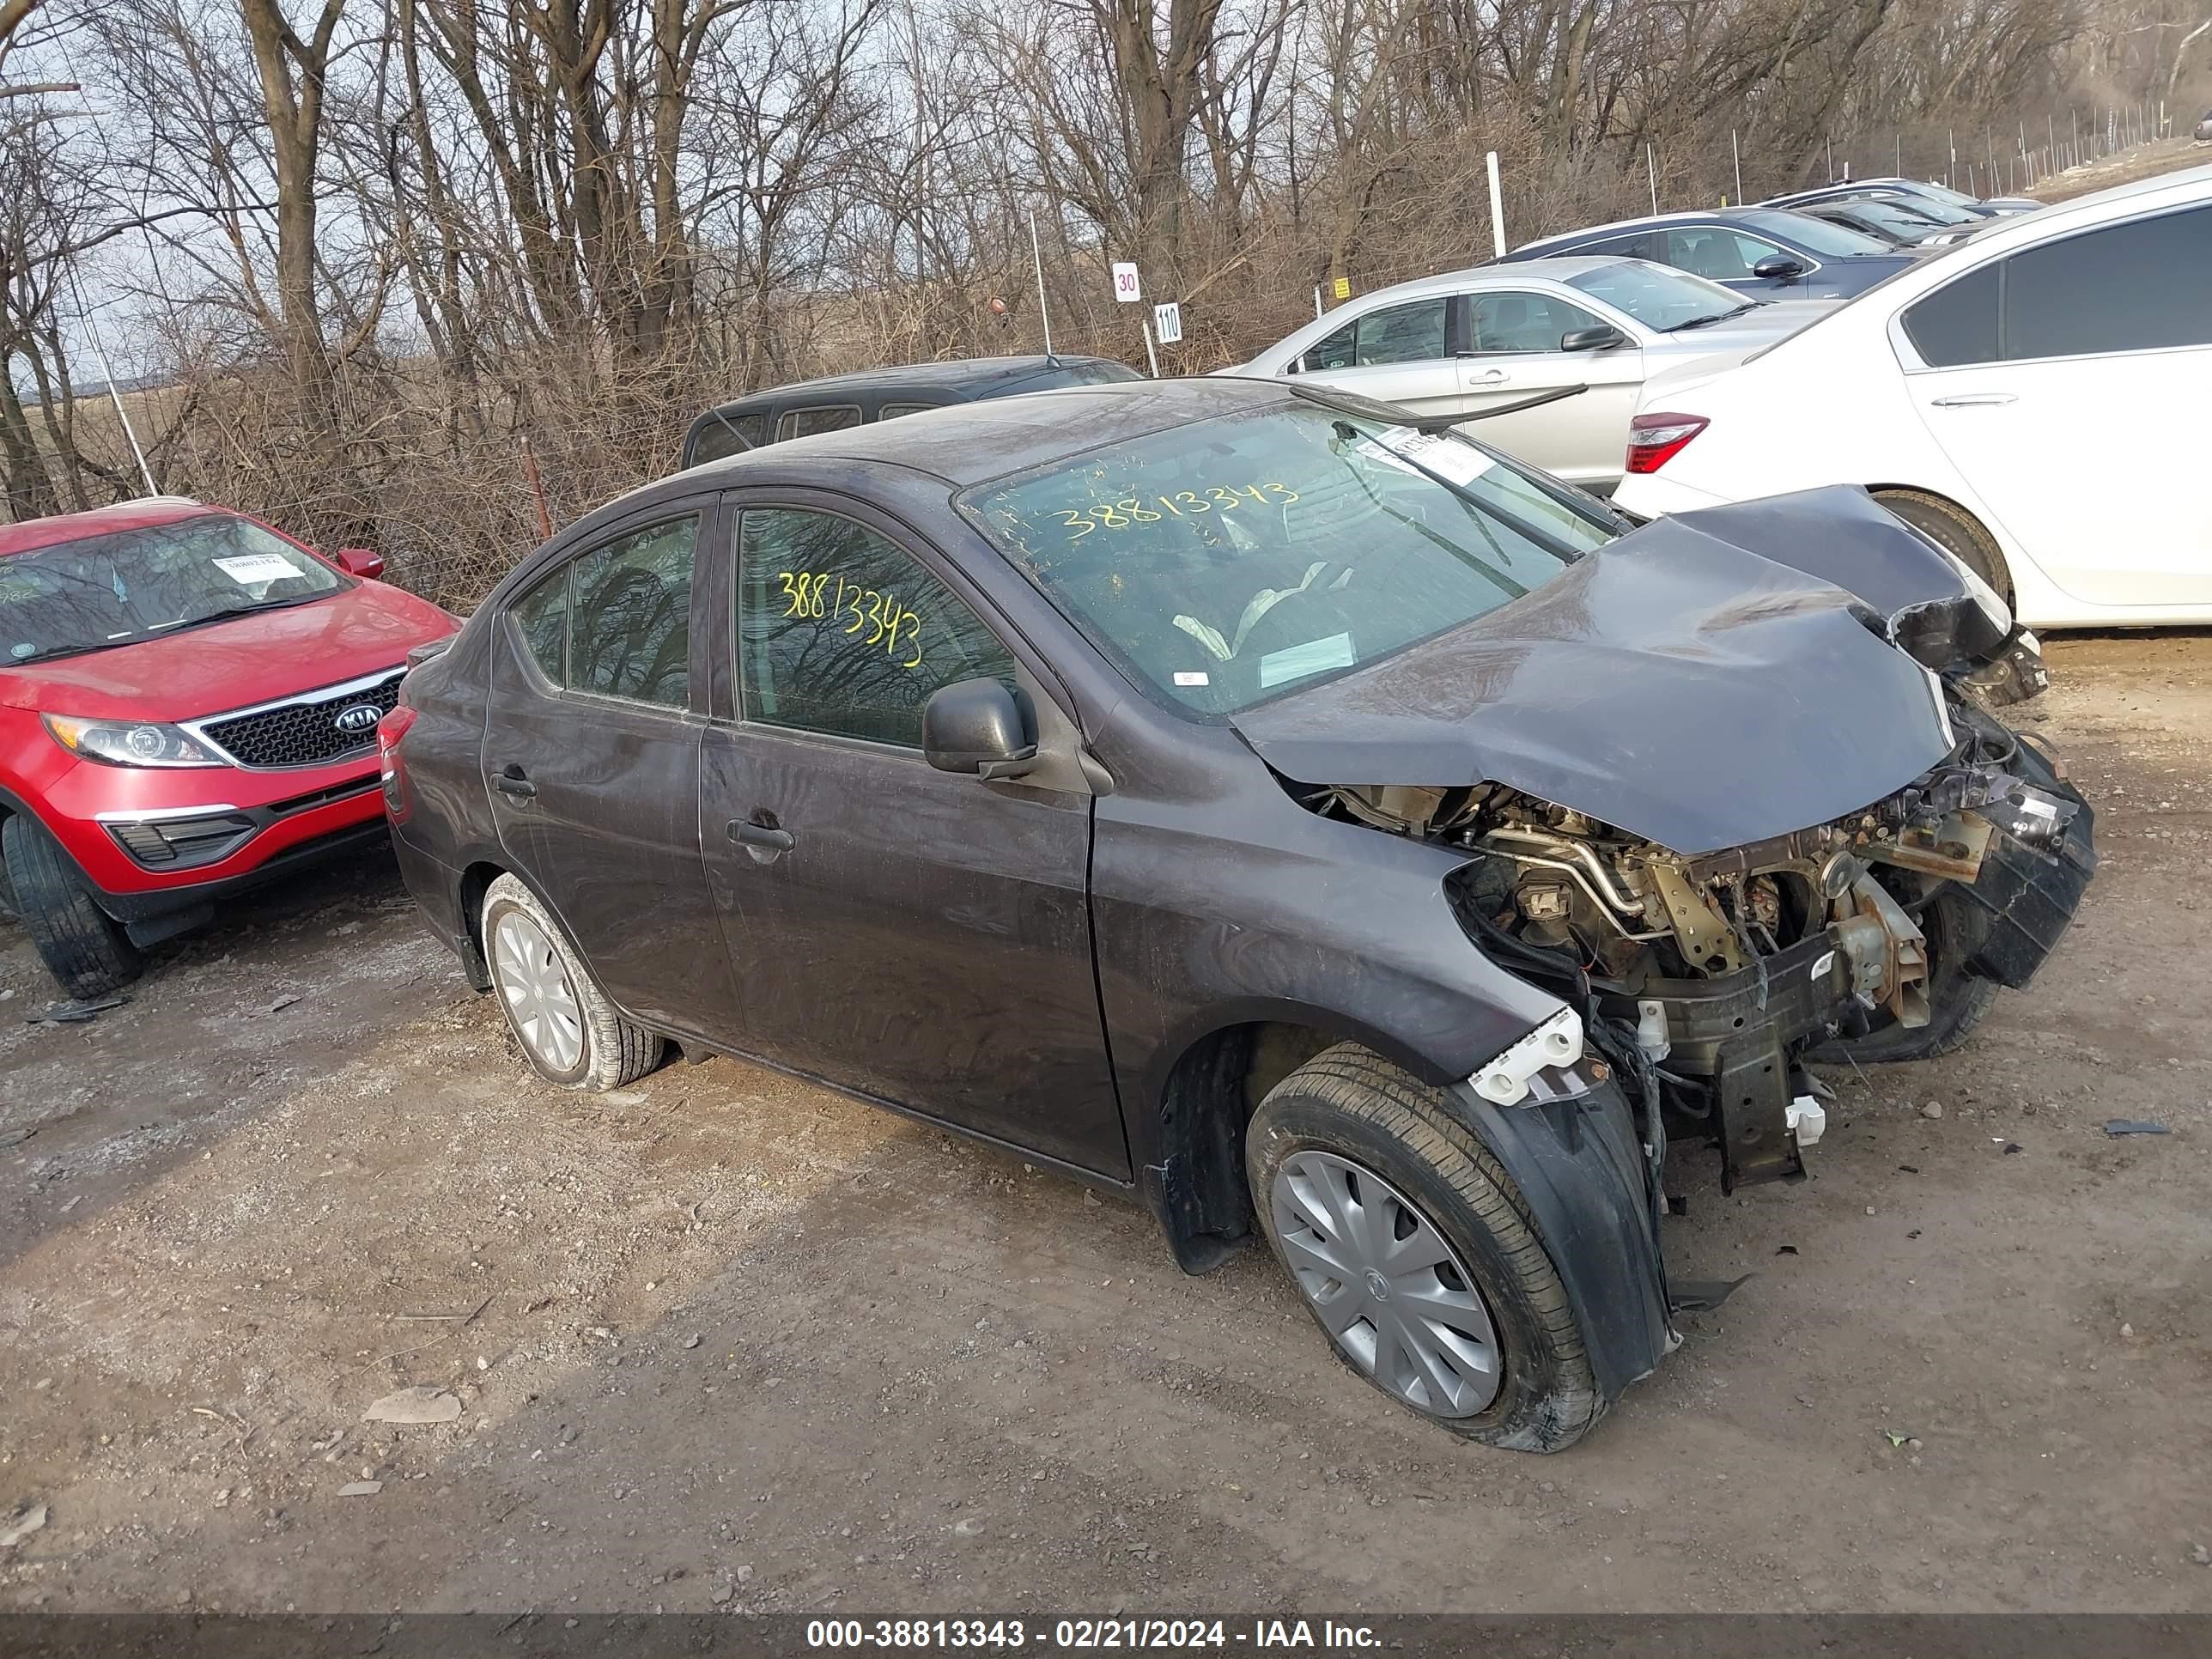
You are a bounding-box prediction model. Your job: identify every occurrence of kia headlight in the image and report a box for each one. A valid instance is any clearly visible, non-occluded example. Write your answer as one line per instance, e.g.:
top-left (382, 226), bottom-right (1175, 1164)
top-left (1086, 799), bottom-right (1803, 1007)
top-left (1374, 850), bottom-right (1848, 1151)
top-left (44, 714), bottom-right (223, 769)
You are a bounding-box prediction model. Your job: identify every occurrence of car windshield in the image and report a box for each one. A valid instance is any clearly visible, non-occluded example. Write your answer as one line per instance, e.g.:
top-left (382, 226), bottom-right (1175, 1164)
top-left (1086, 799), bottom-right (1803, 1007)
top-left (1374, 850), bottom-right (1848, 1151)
top-left (0, 514), bottom-right (340, 666)
top-left (1868, 190), bottom-right (1978, 225)
top-left (1899, 180), bottom-right (1982, 210)
top-left (958, 402), bottom-right (1616, 716)
top-left (1843, 199), bottom-right (1946, 240)
top-left (1565, 261), bottom-right (1750, 330)
top-left (1740, 210), bottom-right (1893, 257)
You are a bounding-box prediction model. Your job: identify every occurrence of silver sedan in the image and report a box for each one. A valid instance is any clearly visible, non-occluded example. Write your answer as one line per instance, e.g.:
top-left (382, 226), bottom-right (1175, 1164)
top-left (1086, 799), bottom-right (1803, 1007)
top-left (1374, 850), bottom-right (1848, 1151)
top-left (1226, 257), bottom-right (1834, 493)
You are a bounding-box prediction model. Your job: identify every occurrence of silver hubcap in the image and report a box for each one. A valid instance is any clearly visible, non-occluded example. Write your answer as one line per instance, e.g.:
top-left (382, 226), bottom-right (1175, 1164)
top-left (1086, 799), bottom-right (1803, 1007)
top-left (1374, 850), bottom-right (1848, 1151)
top-left (493, 909), bottom-right (585, 1074)
top-left (1270, 1151), bottom-right (1501, 1419)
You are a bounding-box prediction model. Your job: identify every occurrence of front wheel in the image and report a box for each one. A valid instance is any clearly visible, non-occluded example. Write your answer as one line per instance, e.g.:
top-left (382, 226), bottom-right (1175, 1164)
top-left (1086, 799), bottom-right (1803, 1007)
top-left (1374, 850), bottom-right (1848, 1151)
top-left (3, 813), bottom-right (143, 1000)
top-left (1246, 1044), bottom-right (1604, 1452)
top-left (481, 873), bottom-right (663, 1091)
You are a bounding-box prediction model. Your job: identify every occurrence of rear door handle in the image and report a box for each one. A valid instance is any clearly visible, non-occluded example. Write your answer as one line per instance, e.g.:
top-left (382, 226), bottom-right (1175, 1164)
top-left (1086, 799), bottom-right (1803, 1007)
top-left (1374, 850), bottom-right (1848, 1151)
top-left (727, 819), bottom-right (794, 853)
top-left (1929, 392), bottom-right (2017, 407)
top-left (1472, 368), bottom-right (1509, 384)
top-left (494, 767), bottom-right (536, 799)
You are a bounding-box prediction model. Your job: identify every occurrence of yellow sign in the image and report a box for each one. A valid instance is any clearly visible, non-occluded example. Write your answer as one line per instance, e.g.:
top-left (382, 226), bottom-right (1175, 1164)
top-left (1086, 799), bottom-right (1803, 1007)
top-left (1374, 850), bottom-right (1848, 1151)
top-left (1331, 276), bottom-right (1352, 300)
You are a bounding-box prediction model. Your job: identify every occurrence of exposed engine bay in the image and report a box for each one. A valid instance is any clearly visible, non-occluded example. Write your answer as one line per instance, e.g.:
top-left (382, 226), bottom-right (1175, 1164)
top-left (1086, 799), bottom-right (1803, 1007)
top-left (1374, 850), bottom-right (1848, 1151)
top-left (1294, 703), bottom-right (2096, 1190)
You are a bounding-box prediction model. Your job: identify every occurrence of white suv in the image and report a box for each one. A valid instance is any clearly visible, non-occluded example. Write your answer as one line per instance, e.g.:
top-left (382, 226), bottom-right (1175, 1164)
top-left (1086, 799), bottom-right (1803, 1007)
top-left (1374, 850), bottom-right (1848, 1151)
top-left (1612, 162), bottom-right (2211, 626)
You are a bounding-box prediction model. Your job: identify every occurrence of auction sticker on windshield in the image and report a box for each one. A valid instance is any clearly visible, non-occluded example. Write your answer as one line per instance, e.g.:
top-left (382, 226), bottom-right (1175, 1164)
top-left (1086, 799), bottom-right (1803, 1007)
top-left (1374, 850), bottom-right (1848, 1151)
top-left (214, 553), bottom-right (303, 585)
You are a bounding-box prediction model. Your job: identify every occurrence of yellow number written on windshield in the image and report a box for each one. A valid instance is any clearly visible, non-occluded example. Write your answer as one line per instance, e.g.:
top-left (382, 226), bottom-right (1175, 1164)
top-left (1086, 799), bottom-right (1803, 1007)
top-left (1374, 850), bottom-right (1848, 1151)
top-left (1053, 483), bottom-right (1301, 540)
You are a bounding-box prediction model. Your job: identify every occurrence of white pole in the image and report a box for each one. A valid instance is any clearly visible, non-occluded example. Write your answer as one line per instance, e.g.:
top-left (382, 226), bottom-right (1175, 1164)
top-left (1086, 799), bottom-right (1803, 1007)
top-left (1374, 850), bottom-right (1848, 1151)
top-left (1485, 151), bottom-right (1507, 258)
top-left (1028, 210), bottom-right (1054, 358)
top-left (1645, 143), bottom-right (1658, 214)
top-left (69, 266), bottom-right (157, 497)
top-left (1141, 320), bottom-right (1160, 379)
top-left (1732, 128), bottom-right (1743, 205)
top-left (1313, 284), bottom-right (1322, 319)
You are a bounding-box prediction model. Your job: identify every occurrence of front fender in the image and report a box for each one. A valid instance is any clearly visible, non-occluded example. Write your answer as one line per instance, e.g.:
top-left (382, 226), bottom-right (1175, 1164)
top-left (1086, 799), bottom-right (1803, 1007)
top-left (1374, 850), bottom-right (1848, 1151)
top-left (1442, 1079), bottom-right (1673, 1407)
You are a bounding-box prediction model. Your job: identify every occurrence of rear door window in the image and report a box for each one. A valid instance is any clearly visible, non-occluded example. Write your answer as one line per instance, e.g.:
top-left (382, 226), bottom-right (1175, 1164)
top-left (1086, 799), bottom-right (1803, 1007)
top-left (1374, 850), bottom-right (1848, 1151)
top-left (776, 405), bottom-right (864, 441)
top-left (878, 402), bottom-right (944, 422)
top-left (511, 517), bottom-right (698, 708)
top-left (1996, 205), bottom-right (2212, 359)
top-left (1300, 300), bottom-right (1449, 371)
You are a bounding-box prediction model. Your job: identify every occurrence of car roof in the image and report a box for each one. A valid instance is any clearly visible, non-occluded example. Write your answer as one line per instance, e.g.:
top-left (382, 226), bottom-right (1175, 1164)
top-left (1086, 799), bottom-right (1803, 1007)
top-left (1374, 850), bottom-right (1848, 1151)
top-left (699, 354), bottom-right (1119, 409)
top-left (1513, 208), bottom-right (1807, 252)
top-left (0, 496), bottom-right (214, 557)
top-left (659, 378), bottom-right (1284, 501)
top-left (1318, 255), bottom-right (1650, 306)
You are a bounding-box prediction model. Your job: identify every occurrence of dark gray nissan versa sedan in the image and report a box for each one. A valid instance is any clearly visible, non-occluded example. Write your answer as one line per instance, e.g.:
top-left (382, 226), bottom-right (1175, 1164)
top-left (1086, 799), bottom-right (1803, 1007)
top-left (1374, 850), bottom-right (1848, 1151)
top-left (381, 378), bottom-right (2094, 1450)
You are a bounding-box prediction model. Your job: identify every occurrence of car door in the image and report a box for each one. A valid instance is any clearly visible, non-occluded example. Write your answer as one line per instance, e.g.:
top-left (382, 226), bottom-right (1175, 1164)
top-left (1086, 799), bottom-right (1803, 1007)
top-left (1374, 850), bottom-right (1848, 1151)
top-left (479, 505), bottom-right (739, 1040)
top-left (698, 495), bottom-right (1127, 1177)
top-left (1291, 295), bottom-right (1469, 414)
top-left (1899, 202), bottom-right (2212, 608)
top-left (1458, 289), bottom-right (1644, 487)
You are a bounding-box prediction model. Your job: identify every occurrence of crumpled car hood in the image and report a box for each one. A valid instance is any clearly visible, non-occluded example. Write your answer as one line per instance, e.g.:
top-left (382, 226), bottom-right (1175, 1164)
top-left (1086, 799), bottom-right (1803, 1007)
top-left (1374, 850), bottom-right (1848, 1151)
top-left (1230, 496), bottom-right (1958, 855)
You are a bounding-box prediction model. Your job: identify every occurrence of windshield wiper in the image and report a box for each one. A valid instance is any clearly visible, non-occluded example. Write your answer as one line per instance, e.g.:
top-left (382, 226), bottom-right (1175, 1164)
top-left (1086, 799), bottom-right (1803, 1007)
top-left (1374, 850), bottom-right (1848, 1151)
top-left (164, 592), bottom-right (331, 635)
top-left (1668, 304), bottom-right (1755, 331)
top-left (4, 641), bottom-right (108, 668)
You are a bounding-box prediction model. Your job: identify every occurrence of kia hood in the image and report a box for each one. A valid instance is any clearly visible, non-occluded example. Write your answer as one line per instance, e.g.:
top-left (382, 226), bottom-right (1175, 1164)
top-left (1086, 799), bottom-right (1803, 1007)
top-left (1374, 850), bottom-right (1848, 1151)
top-left (1229, 499), bottom-right (1960, 855)
top-left (0, 580), bottom-right (457, 721)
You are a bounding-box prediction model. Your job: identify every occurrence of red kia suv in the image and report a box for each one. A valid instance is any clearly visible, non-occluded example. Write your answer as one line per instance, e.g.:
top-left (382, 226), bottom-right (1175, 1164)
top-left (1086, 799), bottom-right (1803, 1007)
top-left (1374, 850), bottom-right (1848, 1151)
top-left (0, 498), bottom-right (457, 998)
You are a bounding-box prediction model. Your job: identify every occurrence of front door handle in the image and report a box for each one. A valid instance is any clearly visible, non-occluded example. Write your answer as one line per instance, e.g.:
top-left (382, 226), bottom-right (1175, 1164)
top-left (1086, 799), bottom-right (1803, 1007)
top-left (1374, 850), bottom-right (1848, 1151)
top-left (727, 818), bottom-right (795, 854)
top-left (1472, 368), bottom-right (1508, 384)
top-left (494, 767), bottom-right (536, 799)
top-left (1929, 392), bottom-right (2017, 407)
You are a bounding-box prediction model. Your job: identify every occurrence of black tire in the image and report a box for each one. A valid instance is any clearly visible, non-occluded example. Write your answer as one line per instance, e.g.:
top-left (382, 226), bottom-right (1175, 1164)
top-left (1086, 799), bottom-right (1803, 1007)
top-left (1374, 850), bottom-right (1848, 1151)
top-left (1810, 884), bottom-right (1996, 1064)
top-left (1873, 489), bottom-right (2012, 605)
top-left (2, 812), bottom-right (143, 1000)
top-left (480, 872), bottom-right (663, 1091)
top-left (1245, 1042), bottom-right (1604, 1452)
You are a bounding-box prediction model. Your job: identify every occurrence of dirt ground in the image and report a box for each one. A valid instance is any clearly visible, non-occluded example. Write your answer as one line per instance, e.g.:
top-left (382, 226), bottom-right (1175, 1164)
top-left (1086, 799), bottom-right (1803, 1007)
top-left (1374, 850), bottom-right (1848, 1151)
top-left (0, 629), bottom-right (2206, 1618)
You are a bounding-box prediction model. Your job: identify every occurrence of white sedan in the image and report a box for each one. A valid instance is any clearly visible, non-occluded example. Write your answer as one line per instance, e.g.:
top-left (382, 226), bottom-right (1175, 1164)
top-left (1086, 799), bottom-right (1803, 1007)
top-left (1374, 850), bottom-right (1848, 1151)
top-left (1613, 162), bottom-right (2212, 624)
top-left (1225, 258), bottom-right (1831, 493)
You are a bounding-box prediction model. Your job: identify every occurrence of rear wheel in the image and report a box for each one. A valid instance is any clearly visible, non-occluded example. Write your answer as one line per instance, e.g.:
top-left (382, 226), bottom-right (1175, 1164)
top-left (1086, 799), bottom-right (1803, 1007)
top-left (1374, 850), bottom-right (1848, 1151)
top-left (2, 813), bottom-right (143, 1000)
top-left (481, 873), bottom-right (662, 1091)
top-left (1873, 489), bottom-right (2012, 605)
top-left (1246, 1043), bottom-right (1604, 1452)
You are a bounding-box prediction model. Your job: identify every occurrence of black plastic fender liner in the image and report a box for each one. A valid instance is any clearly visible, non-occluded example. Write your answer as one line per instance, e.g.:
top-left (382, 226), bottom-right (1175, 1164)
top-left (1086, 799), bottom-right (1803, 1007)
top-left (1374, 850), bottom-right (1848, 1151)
top-left (1443, 1079), bottom-right (1674, 1406)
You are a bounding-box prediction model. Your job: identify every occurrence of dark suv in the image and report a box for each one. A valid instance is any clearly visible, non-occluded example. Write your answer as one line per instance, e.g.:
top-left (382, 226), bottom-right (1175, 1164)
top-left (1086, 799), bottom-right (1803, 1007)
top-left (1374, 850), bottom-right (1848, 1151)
top-left (681, 355), bottom-right (1141, 469)
top-left (384, 380), bottom-right (2091, 1451)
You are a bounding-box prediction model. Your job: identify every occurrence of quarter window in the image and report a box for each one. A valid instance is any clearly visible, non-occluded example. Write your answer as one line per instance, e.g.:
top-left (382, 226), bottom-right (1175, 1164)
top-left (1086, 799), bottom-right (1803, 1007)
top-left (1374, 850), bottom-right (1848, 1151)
top-left (1901, 265), bottom-right (2001, 366)
top-left (737, 509), bottom-right (1016, 748)
top-left (777, 404), bottom-right (863, 441)
top-left (878, 402), bottom-right (943, 422)
top-left (562, 517), bottom-right (697, 708)
top-left (513, 568), bottom-right (568, 684)
top-left (1299, 299), bottom-right (1449, 372)
top-left (691, 410), bottom-right (765, 465)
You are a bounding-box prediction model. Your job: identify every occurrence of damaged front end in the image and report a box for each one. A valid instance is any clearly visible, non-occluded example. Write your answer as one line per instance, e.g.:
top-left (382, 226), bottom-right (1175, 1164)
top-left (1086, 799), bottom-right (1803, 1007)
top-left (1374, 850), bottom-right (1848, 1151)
top-left (1301, 706), bottom-right (2094, 1191)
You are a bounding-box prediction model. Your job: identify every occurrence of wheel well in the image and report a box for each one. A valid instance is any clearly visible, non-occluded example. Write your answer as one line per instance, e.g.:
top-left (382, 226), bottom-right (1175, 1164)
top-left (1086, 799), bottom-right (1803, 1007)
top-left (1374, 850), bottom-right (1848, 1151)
top-left (1866, 484), bottom-right (2014, 604)
top-left (455, 859), bottom-right (504, 990)
top-left (1150, 1020), bottom-right (1336, 1273)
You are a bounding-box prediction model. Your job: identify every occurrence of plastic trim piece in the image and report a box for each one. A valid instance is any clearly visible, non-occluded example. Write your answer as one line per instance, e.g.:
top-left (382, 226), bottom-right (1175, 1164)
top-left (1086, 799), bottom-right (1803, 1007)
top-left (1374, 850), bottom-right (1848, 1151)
top-left (1470, 1006), bottom-right (1584, 1104)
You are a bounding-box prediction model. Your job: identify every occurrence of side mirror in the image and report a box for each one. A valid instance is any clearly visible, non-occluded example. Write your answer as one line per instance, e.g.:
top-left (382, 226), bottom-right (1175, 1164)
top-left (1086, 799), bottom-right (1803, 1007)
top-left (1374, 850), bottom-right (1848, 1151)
top-left (334, 546), bottom-right (386, 580)
top-left (922, 678), bottom-right (1036, 781)
top-left (1559, 325), bottom-right (1626, 352)
top-left (1750, 254), bottom-right (1807, 281)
